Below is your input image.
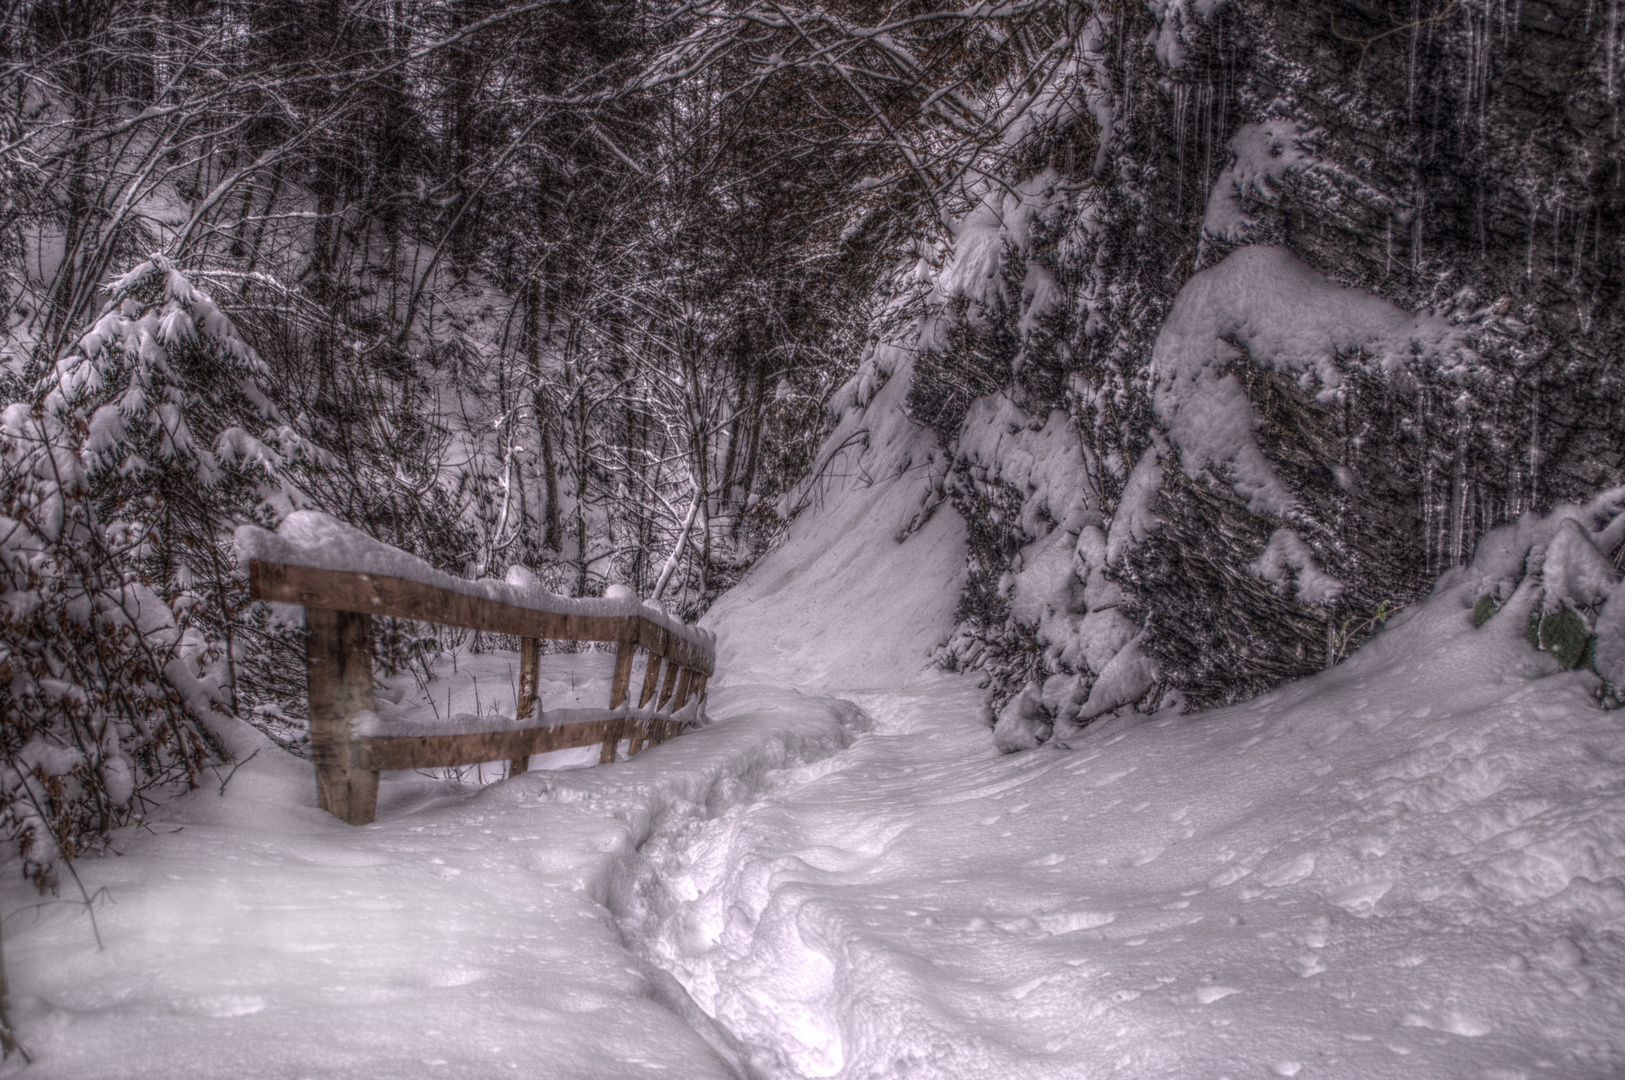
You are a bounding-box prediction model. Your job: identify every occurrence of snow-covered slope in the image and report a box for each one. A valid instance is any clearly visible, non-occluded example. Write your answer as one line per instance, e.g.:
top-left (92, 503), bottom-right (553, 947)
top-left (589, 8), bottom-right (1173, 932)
top-left (704, 353), bottom-right (966, 692)
top-left (10, 369), bottom-right (1625, 1080)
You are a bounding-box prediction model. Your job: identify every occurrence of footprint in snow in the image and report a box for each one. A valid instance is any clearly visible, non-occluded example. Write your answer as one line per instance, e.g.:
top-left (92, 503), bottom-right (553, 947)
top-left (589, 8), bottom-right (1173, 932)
top-left (1326, 876), bottom-right (1393, 916)
top-left (1257, 853), bottom-right (1316, 887)
top-left (1402, 1010), bottom-right (1492, 1037)
top-left (1192, 984), bottom-right (1241, 1004)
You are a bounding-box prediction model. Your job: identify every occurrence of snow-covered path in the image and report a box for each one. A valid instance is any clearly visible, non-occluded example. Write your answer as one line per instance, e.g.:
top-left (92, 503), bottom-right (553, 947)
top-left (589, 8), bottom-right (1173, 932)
top-left (1, 674), bottom-right (867, 1080)
top-left (619, 604), bottom-right (1625, 1079)
top-left (8, 590), bottom-right (1625, 1079)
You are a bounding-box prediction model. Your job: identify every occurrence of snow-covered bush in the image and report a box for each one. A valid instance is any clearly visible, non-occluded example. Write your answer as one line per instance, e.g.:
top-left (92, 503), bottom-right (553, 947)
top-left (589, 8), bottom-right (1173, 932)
top-left (0, 254), bottom-right (330, 889)
top-left (40, 254), bottom-right (337, 716)
top-left (1466, 489), bottom-right (1625, 700)
top-left (42, 254), bottom-right (328, 595)
top-left (0, 405), bottom-right (224, 891)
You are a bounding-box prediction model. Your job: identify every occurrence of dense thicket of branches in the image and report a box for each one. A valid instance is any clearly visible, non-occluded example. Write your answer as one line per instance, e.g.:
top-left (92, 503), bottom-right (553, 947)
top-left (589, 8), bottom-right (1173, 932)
top-left (0, 0), bottom-right (1077, 884)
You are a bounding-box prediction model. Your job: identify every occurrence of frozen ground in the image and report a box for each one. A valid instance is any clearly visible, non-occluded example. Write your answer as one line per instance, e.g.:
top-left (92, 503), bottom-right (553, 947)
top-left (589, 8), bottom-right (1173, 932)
top-left (7, 488), bottom-right (1625, 1077)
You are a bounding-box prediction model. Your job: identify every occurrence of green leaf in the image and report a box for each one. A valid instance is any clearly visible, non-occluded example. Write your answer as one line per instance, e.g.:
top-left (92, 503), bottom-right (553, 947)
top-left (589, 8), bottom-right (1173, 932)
top-left (1538, 608), bottom-right (1592, 670)
top-left (1473, 595), bottom-right (1497, 627)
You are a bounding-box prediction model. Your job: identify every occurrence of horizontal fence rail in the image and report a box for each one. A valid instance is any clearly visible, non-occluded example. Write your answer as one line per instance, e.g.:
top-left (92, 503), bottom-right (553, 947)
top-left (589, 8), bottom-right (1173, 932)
top-left (248, 559), bottom-right (715, 825)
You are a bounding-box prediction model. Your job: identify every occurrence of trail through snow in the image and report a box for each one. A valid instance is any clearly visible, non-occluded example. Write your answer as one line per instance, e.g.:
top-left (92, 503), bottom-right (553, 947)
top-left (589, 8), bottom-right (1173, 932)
top-left (617, 605), bottom-right (1625, 1078)
top-left (1, 664), bottom-right (866, 1080)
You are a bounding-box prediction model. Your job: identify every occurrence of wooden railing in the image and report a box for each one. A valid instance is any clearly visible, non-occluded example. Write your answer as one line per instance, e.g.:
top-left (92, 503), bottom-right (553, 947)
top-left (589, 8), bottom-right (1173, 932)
top-left (248, 560), bottom-right (714, 825)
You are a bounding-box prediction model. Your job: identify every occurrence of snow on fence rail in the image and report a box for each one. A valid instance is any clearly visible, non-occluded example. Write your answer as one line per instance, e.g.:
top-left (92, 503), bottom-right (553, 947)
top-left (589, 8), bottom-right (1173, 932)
top-left (237, 512), bottom-right (715, 825)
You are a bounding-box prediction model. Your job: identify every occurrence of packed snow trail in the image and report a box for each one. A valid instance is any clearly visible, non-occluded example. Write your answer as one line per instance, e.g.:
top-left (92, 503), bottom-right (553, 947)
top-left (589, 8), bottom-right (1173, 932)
top-left (0, 666), bottom-right (867, 1080)
top-left (618, 595), bottom-right (1625, 1079)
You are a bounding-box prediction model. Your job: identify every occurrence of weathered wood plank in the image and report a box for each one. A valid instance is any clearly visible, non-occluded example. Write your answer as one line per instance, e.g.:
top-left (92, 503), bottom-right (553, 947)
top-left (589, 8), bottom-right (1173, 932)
top-left (250, 561), bottom-right (714, 674)
top-left (658, 662), bottom-right (680, 709)
top-left (638, 653), bottom-right (664, 709)
top-left (305, 607), bottom-right (380, 825)
top-left (599, 717), bottom-right (623, 765)
top-left (610, 639), bottom-right (636, 709)
top-left (671, 667), bottom-right (694, 712)
top-left (355, 718), bottom-right (621, 771)
top-left (511, 636), bottom-right (541, 777)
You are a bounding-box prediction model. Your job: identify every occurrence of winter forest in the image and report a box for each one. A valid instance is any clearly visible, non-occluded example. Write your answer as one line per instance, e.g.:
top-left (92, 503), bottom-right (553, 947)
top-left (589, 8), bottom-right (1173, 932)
top-left (3, 0), bottom-right (1625, 1076)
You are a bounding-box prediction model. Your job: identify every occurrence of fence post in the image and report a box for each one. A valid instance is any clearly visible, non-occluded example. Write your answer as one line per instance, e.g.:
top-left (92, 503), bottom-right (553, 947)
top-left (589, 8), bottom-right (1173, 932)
top-left (671, 668), bottom-right (694, 712)
top-left (510, 636), bottom-right (540, 777)
top-left (305, 607), bottom-right (379, 825)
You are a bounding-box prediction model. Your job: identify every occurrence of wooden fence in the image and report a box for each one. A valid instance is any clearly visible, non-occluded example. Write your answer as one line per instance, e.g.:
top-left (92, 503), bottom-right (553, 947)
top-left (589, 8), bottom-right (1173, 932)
top-left (248, 560), bottom-right (715, 825)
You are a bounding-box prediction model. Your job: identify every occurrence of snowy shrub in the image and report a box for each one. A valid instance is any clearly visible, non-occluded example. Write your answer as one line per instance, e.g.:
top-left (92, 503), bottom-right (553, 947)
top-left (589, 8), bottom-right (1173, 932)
top-left (0, 254), bottom-right (337, 889)
top-left (41, 254), bottom-right (329, 594)
top-left (1467, 489), bottom-right (1625, 698)
top-left (37, 254), bottom-right (339, 722)
top-left (0, 405), bottom-right (224, 891)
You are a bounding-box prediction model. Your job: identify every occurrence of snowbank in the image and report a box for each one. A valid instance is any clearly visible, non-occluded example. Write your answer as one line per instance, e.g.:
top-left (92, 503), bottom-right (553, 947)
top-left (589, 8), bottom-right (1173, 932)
top-left (619, 524), bottom-right (1625, 1079)
top-left (2, 678), bottom-right (865, 1080)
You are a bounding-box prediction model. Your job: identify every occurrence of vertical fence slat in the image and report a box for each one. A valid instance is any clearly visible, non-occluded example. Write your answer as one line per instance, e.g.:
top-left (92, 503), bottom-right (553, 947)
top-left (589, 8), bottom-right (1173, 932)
top-left (609, 637), bottom-right (636, 709)
top-left (510, 636), bottom-right (540, 777)
top-left (657, 662), bottom-right (680, 710)
top-left (599, 718), bottom-right (623, 764)
top-left (638, 653), bottom-right (664, 708)
top-left (306, 607), bottom-right (379, 825)
top-left (671, 668), bottom-right (694, 712)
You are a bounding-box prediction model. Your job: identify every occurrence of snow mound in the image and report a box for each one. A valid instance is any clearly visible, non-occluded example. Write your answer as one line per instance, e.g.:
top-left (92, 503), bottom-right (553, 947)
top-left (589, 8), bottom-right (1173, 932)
top-left (1150, 244), bottom-right (1472, 516)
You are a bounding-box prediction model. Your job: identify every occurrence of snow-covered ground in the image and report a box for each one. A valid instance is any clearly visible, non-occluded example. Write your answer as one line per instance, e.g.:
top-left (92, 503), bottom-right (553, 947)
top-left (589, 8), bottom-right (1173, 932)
top-left (8, 460), bottom-right (1625, 1078)
top-left (2, 664), bottom-right (865, 1079)
top-left (621, 611), bottom-right (1625, 1078)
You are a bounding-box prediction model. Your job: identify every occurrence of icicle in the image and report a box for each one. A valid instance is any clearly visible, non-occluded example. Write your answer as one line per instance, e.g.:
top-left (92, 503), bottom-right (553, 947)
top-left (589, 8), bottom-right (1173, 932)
top-left (1412, 199), bottom-right (1424, 273)
top-left (1610, 0), bottom-right (1622, 135)
top-left (1408, 0), bottom-right (1421, 124)
top-left (1420, 383), bottom-right (1435, 576)
top-left (1552, 202), bottom-right (1563, 276)
top-left (1450, 435), bottom-right (1468, 567)
top-left (1173, 82), bottom-right (1190, 207)
top-left (1572, 204), bottom-right (1588, 289)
